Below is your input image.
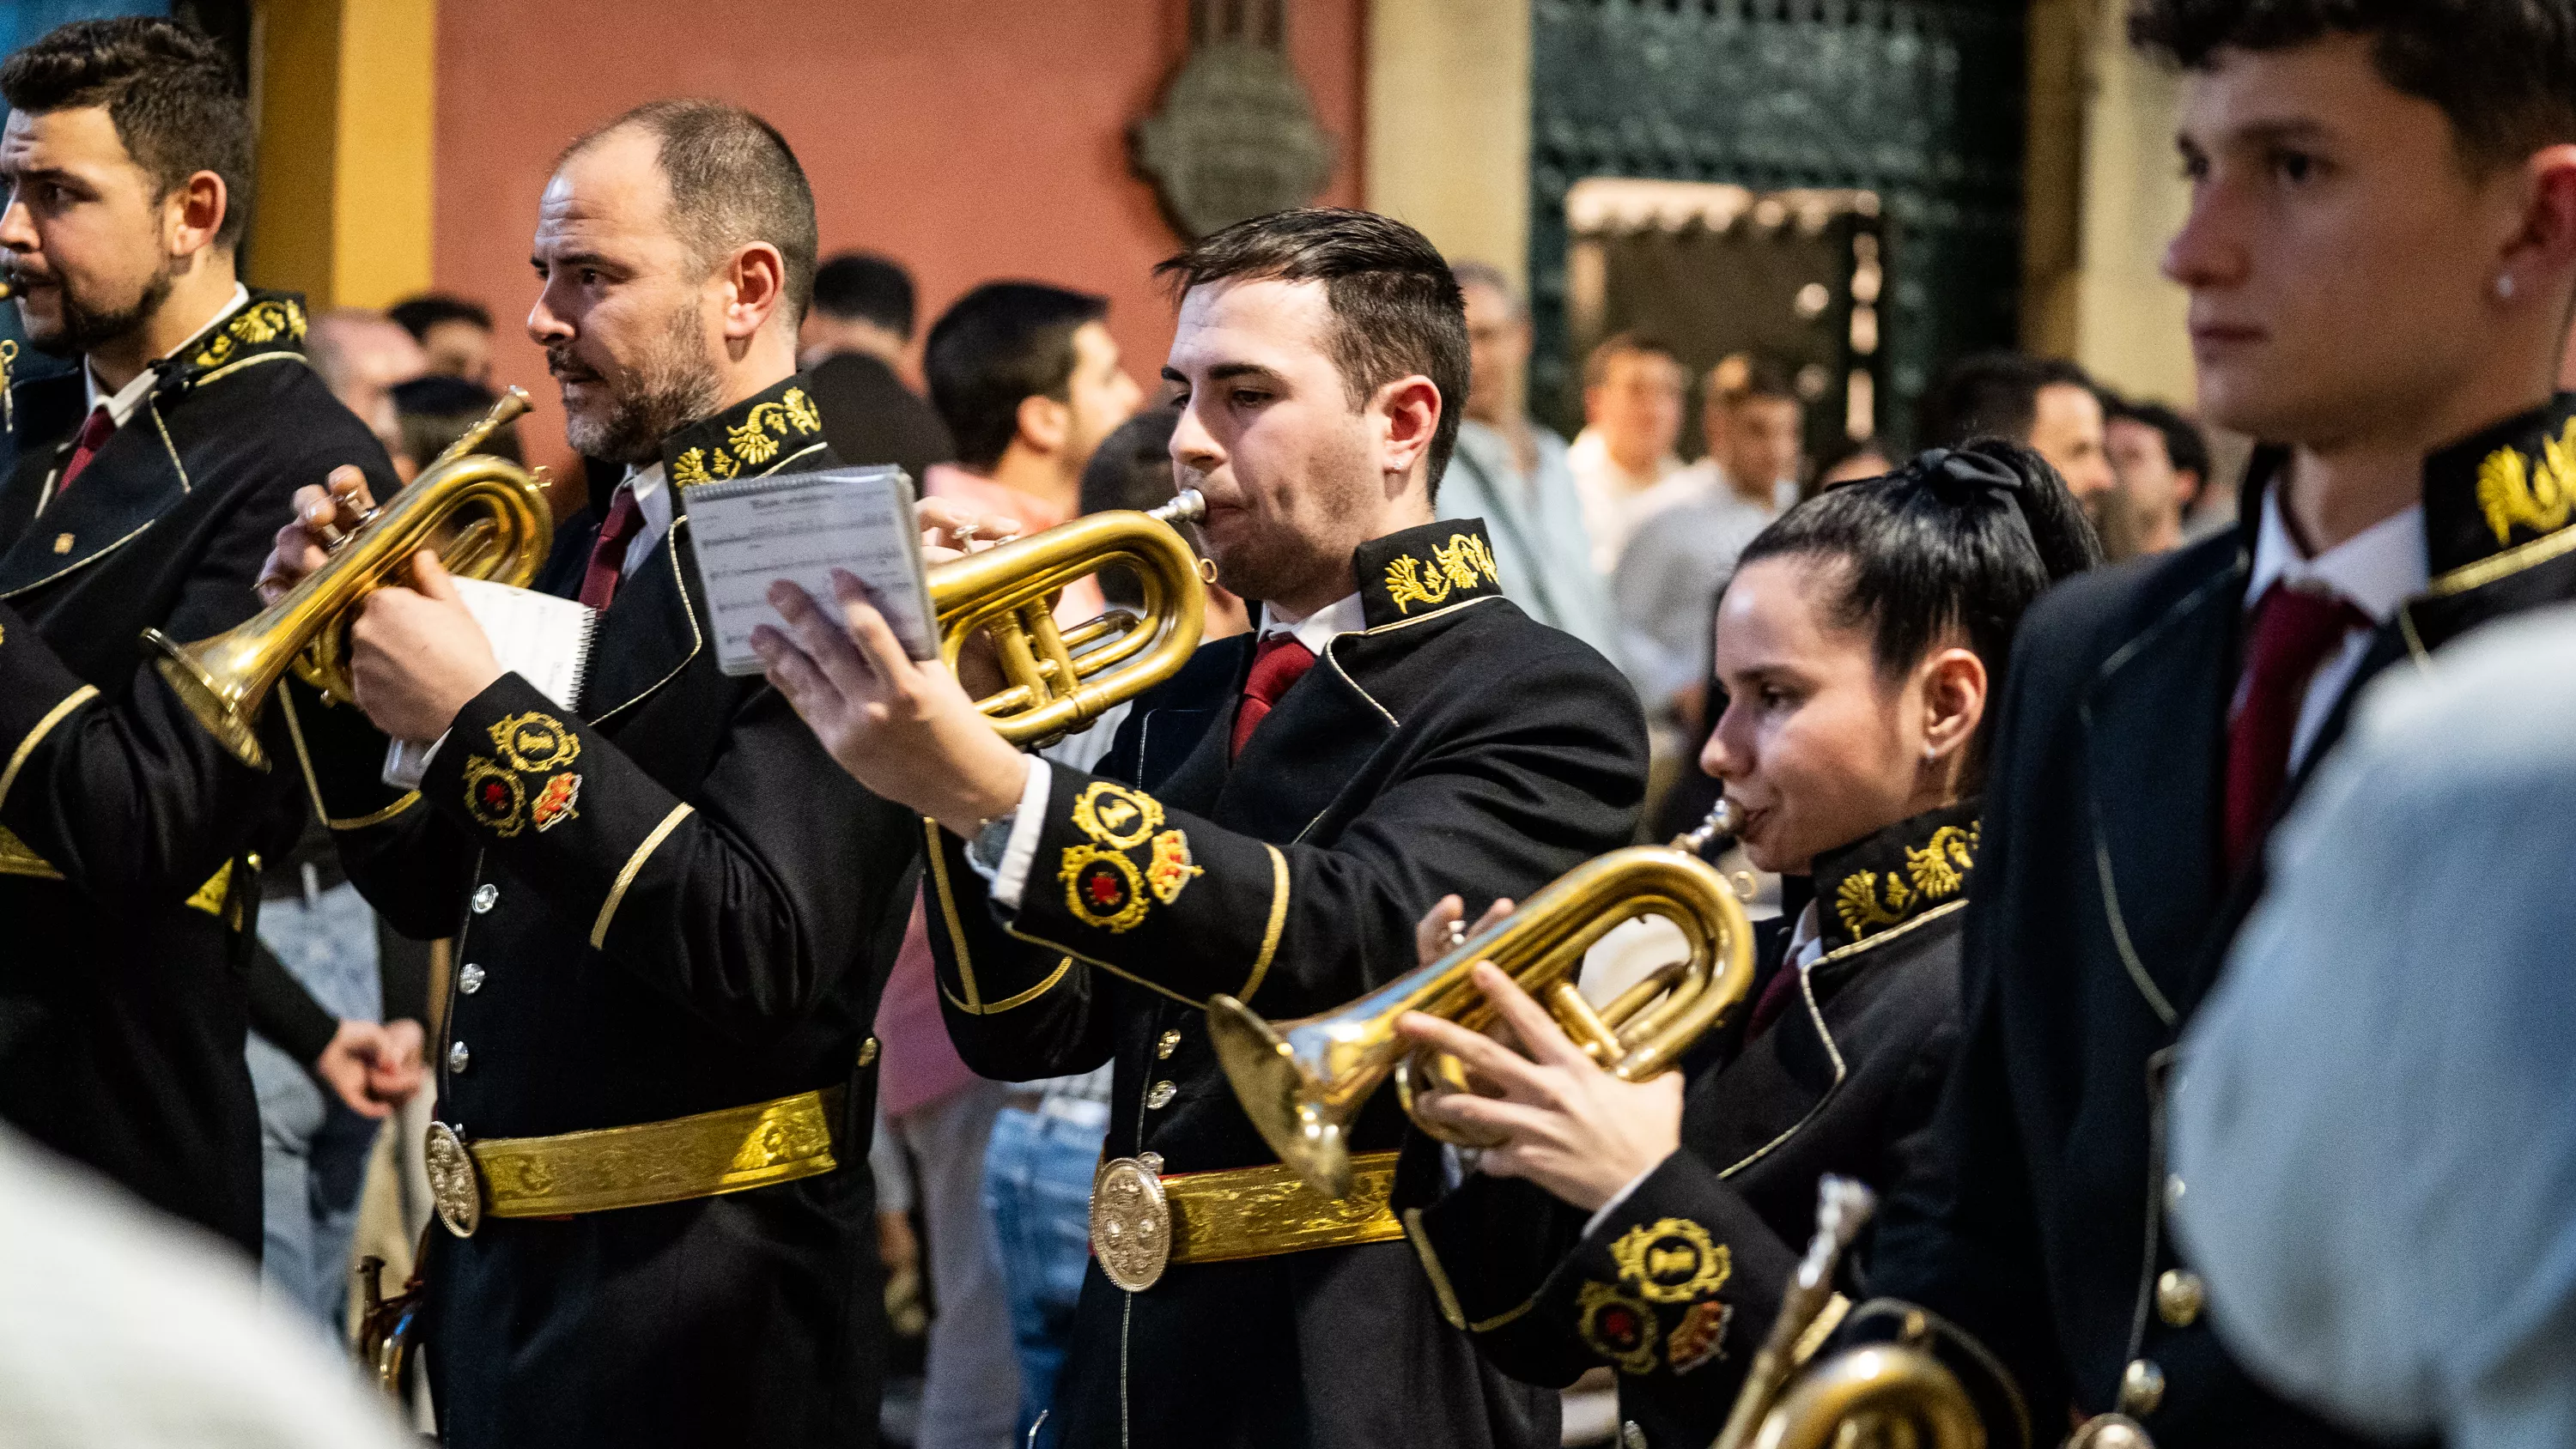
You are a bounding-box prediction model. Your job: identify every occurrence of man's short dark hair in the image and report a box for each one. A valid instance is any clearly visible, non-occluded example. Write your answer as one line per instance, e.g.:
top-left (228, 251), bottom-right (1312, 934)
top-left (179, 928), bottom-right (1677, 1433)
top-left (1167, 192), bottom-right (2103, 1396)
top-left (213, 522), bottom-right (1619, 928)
top-left (387, 294), bottom-right (492, 342)
top-left (813, 252), bottom-right (918, 340)
top-left (1157, 209), bottom-right (1470, 495)
top-left (0, 18), bottom-right (252, 248)
top-left (1916, 351), bottom-right (2099, 450)
top-left (2130, 0), bottom-right (2576, 168)
top-left (1714, 356), bottom-right (1801, 410)
top-left (1582, 331), bottom-right (1681, 391)
top-left (1081, 406), bottom-right (1193, 608)
top-left (562, 99), bottom-right (819, 328)
top-left (2111, 396), bottom-right (2213, 491)
top-left (924, 282), bottom-right (1108, 471)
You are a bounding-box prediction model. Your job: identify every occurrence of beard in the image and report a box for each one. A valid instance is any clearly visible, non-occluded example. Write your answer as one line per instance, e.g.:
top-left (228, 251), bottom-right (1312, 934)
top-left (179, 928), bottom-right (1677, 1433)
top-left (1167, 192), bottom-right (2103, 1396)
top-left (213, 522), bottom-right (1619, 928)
top-left (553, 301), bottom-right (722, 465)
top-left (10, 257), bottom-right (176, 359)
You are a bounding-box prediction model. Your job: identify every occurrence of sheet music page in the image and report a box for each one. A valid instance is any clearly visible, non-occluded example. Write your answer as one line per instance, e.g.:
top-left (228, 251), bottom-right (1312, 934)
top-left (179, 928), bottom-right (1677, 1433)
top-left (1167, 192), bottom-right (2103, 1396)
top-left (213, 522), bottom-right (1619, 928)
top-left (686, 465), bottom-right (937, 676)
top-left (382, 578), bottom-right (598, 787)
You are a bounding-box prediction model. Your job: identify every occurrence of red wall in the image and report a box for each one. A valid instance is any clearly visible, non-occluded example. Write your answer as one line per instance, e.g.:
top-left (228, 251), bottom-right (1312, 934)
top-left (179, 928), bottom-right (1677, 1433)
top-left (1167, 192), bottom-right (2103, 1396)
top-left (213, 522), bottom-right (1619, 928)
top-left (432, 0), bottom-right (1365, 480)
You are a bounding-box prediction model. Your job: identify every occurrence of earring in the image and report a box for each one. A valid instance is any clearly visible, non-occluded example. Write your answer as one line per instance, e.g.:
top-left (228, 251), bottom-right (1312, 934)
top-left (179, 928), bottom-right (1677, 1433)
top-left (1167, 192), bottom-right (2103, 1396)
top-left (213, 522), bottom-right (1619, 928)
top-left (1923, 743), bottom-right (1939, 761)
top-left (2498, 272), bottom-right (2518, 301)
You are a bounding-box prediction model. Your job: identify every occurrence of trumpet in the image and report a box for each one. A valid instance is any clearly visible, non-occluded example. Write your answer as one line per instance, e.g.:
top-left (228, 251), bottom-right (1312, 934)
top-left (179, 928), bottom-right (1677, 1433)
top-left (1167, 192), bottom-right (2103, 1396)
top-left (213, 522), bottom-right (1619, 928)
top-left (1208, 801), bottom-right (1755, 1199)
top-left (145, 387), bottom-right (547, 769)
top-left (930, 489), bottom-right (1207, 746)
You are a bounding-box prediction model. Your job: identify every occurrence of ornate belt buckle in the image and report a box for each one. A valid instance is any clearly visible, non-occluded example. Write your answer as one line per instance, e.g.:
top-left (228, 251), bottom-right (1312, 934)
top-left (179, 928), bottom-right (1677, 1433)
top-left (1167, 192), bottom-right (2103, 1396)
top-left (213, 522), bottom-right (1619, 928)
top-left (1089, 1155), bottom-right (1170, 1292)
top-left (423, 1121), bottom-right (485, 1238)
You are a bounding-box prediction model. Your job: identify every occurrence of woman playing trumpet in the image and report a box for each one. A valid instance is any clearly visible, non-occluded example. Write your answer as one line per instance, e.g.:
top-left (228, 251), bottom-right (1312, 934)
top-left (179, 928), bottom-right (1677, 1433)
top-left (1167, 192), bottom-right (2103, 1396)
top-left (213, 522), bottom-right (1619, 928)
top-left (1395, 442), bottom-right (2096, 1449)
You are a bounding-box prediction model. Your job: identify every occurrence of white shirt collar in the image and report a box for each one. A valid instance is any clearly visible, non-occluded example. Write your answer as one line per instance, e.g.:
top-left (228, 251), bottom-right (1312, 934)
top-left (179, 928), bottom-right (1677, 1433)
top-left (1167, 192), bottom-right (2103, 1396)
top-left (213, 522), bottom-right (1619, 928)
top-left (1258, 591), bottom-right (1366, 656)
top-left (81, 283), bottom-right (251, 427)
top-left (2244, 486), bottom-right (2427, 624)
top-left (618, 460), bottom-right (676, 579)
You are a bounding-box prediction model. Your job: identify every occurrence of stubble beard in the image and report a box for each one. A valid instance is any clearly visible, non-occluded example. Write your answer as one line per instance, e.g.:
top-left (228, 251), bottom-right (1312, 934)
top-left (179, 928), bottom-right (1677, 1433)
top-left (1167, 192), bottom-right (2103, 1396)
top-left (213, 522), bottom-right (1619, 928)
top-left (560, 302), bottom-right (723, 465)
top-left (18, 257), bottom-right (178, 360)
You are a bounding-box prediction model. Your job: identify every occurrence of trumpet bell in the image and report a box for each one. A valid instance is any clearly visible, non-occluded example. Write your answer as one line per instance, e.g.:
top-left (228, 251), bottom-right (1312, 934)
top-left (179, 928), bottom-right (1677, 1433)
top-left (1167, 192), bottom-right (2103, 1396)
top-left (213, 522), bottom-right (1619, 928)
top-left (144, 623), bottom-right (277, 769)
top-left (1209, 803), bottom-right (1754, 1199)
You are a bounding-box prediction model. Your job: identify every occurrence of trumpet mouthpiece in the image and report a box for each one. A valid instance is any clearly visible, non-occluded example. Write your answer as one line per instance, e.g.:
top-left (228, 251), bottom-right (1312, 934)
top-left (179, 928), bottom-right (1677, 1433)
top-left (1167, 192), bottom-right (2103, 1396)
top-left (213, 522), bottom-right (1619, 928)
top-left (1151, 489), bottom-right (1207, 526)
top-left (1674, 797), bottom-right (1744, 854)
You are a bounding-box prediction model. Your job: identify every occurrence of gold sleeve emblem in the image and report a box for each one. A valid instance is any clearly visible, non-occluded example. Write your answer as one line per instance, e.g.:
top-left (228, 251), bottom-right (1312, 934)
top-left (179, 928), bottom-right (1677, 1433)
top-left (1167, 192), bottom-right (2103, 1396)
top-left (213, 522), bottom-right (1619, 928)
top-left (531, 771), bottom-right (582, 833)
top-left (1575, 1281), bottom-right (1662, 1374)
top-left (1145, 828), bottom-right (1203, 905)
top-left (1060, 845), bottom-right (1151, 932)
top-left (1071, 779), bottom-right (1163, 850)
top-left (462, 755), bottom-right (529, 838)
top-left (1611, 1217), bottom-right (1730, 1304)
top-left (1667, 1299), bottom-right (1734, 1374)
top-left (489, 712), bottom-right (581, 773)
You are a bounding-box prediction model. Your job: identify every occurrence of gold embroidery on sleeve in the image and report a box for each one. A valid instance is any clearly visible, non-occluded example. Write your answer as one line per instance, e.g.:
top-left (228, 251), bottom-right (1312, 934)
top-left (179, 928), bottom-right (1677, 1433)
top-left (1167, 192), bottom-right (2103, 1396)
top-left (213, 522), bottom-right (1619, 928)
top-left (1145, 829), bottom-right (1201, 905)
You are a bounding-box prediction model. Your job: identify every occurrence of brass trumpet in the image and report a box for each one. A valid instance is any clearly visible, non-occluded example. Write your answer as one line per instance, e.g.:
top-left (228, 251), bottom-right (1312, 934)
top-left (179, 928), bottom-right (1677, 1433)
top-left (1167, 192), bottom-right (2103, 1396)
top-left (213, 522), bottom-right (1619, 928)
top-left (1208, 802), bottom-right (1755, 1199)
top-left (145, 387), bottom-right (547, 769)
top-left (930, 489), bottom-right (1207, 746)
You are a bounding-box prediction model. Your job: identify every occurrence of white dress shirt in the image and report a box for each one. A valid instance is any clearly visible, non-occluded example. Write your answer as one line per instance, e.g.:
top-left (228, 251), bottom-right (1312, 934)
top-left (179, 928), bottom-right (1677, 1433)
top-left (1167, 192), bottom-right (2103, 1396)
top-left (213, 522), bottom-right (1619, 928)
top-left (617, 460), bottom-right (676, 578)
top-left (974, 592), bottom-right (1366, 910)
top-left (2240, 488), bottom-right (2426, 770)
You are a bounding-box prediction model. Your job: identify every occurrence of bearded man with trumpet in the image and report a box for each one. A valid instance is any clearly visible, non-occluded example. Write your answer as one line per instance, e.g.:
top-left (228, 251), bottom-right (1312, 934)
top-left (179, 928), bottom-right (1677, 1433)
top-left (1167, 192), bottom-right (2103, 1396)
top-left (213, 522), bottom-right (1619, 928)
top-left (259, 102), bottom-right (921, 1449)
top-left (1393, 445), bottom-right (2098, 1449)
top-left (755, 209), bottom-right (1648, 1449)
top-left (0, 17), bottom-right (403, 1254)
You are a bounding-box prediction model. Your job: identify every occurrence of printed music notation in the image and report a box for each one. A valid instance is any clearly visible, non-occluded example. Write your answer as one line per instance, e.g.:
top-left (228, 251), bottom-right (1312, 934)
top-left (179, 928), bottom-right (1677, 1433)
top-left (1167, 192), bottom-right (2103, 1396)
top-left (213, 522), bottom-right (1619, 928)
top-left (687, 465), bottom-right (939, 676)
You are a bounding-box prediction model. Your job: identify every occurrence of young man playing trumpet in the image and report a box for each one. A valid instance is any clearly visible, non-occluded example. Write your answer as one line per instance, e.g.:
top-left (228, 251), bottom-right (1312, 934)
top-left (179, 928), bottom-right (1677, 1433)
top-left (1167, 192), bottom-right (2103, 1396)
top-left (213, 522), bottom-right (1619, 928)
top-left (755, 208), bottom-right (1648, 1449)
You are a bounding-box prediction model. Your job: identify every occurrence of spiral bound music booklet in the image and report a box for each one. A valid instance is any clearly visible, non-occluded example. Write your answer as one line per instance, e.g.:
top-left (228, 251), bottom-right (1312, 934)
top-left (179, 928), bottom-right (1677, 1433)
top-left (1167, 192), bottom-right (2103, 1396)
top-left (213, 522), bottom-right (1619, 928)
top-left (683, 464), bottom-right (939, 676)
top-left (381, 577), bottom-right (599, 788)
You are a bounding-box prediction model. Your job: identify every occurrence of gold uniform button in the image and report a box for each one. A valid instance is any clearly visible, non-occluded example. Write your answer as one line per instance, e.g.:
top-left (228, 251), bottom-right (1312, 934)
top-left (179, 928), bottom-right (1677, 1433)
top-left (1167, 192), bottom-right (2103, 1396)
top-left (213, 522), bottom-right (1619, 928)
top-left (447, 1041), bottom-right (471, 1073)
top-left (458, 963), bottom-right (485, 995)
top-left (858, 1036), bottom-right (879, 1067)
top-left (471, 882), bottom-right (499, 913)
top-left (1156, 1029), bottom-right (1181, 1058)
top-left (2156, 1269), bottom-right (2205, 1327)
top-left (52, 532), bottom-right (72, 555)
top-left (1144, 1080), bottom-right (1176, 1110)
top-left (2118, 1358), bottom-right (2166, 1416)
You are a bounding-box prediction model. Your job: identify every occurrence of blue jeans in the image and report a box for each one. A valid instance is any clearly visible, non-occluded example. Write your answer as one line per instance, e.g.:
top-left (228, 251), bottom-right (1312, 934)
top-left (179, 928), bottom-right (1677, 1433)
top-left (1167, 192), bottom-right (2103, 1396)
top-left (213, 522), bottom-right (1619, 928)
top-left (250, 879), bottom-right (384, 1328)
top-left (981, 1100), bottom-right (1107, 1447)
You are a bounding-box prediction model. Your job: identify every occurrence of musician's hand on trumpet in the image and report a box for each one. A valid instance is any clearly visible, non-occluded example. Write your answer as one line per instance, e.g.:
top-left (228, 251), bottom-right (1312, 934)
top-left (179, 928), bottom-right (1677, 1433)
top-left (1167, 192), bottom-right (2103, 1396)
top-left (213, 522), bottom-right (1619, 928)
top-left (914, 496), bottom-right (1020, 698)
top-left (1395, 894), bottom-right (1687, 1212)
top-left (256, 464), bottom-right (379, 603)
top-left (753, 569), bottom-right (1030, 835)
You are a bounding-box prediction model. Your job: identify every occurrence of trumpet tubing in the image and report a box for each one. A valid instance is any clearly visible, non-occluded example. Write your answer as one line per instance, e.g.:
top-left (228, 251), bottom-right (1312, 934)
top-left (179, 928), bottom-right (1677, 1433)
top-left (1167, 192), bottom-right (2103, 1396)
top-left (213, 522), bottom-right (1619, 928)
top-left (143, 387), bottom-right (545, 770)
top-left (930, 490), bottom-right (1207, 746)
top-left (1207, 802), bottom-right (1754, 1199)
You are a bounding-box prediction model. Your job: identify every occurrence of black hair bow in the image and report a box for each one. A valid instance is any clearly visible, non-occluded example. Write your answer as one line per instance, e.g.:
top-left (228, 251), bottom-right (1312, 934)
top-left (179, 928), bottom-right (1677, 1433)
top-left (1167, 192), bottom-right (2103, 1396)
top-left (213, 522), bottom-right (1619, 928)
top-left (1906, 446), bottom-right (2025, 505)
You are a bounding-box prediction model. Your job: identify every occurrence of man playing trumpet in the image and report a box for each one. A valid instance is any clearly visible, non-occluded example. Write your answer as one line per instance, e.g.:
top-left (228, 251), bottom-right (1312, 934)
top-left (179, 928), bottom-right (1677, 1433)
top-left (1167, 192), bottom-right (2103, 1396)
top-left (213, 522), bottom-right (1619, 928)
top-left (754, 208), bottom-right (1647, 1449)
top-left (261, 101), bottom-right (918, 1448)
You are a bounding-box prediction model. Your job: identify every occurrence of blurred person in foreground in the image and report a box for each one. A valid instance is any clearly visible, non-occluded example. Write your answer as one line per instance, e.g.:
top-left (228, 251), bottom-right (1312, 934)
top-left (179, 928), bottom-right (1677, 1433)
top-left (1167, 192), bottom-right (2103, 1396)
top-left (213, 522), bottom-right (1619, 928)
top-left (1917, 349), bottom-right (2116, 504)
top-left (307, 306), bottom-right (426, 474)
top-left (1865, 3), bottom-right (2576, 1442)
top-left (754, 207), bottom-right (1647, 1449)
top-left (259, 99), bottom-right (919, 1448)
top-left (868, 276), bottom-right (1143, 1449)
top-left (1615, 358), bottom-right (1806, 743)
top-left (1397, 442), bottom-right (2098, 1449)
top-left (1570, 331), bottom-right (1695, 572)
top-left (2100, 395), bottom-right (2215, 558)
top-left (1442, 259), bottom-right (1617, 657)
top-left (0, 1124), bottom-right (416, 1449)
top-left (391, 373), bottom-right (525, 476)
top-left (0, 16), bottom-right (402, 1254)
top-left (801, 249), bottom-right (954, 482)
top-left (389, 292), bottom-right (495, 387)
top-left (2173, 606), bottom-right (2576, 1449)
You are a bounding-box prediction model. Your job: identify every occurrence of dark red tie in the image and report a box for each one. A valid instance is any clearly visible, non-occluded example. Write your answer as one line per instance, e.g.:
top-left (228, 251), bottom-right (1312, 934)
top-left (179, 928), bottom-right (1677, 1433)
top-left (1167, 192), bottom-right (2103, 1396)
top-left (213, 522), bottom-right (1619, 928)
top-left (576, 483), bottom-right (645, 610)
top-left (1230, 634), bottom-right (1315, 760)
top-left (1746, 958), bottom-right (1807, 1040)
top-left (53, 406), bottom-right (113, 498)
top-left (2221, 582), bottom-right (2369, 876)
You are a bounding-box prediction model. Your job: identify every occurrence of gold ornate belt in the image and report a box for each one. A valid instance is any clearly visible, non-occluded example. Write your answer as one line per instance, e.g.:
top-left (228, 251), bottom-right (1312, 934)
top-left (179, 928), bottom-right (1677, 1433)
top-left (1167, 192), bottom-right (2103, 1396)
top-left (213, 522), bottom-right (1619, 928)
top-left (1090, 1149), bottom-right (1403, 1291)
top-left (424, 1087), bottom-right (845, 1237)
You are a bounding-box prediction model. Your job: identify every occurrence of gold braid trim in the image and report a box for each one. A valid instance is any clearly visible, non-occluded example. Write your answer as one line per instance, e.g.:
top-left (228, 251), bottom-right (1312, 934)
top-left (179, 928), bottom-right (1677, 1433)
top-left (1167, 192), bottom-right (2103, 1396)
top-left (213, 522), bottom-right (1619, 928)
top-left (0, 685), bottom-right (98, 814)
top-left (589, 803), bottom-right (694, 949)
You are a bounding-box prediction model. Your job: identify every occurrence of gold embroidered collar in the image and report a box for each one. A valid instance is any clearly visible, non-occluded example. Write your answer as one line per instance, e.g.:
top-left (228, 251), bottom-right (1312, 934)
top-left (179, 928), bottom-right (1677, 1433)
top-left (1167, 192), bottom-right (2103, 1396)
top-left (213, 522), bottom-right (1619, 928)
top-left (1352, 517), bottom-right (1504, 628)
top-left (1815, 800), bottom-right (1980, 951)
top-left (661, 373), bottom-right (826, 488)
top-left (165, 291), bottom-right (308, 385)
top-left (2414, 393), bottom-right (2576, 568)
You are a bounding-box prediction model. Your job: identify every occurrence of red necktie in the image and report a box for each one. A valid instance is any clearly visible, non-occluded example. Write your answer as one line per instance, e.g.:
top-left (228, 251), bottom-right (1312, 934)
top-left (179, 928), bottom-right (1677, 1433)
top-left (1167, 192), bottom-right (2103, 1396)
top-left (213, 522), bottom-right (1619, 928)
top-left (2221, 582), bottom-right (2369, 876)
top-left (1746, 958), bottom-right (1807, 1040)
top-left (576, 483), bottom-right (645, 610)
top-left (53, 406), bottom-right (114, 498)
top-left (1230, 634), bottom-right (1315, 760)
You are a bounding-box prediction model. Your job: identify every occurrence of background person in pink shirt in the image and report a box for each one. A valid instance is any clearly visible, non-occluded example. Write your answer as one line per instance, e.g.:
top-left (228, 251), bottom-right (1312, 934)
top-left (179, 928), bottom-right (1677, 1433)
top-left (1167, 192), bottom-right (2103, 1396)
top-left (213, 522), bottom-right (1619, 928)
top-left (867, 279), bottom-right (1139, 1449)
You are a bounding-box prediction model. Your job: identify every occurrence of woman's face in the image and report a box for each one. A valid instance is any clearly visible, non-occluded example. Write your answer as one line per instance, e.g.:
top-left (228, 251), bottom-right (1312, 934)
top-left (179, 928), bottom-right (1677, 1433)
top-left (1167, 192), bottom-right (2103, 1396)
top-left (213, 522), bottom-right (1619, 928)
top-left (1700, 554), bottom-right (1954, 876)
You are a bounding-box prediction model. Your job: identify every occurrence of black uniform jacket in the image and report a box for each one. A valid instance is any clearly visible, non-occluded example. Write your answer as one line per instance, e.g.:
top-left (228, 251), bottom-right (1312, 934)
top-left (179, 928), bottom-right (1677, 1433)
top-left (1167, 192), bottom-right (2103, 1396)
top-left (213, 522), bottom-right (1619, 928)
top-left (922, 518), bottom-right (1649, 1449)
top-left (1406, 803), bottom-right (1982, 1449)
top-left (291, 377), bottom-right (918, 1449)
top-left (0, 294), bottom-right (396, 1252)
top-left (1870, 396), bottom-right (2576, 1446)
